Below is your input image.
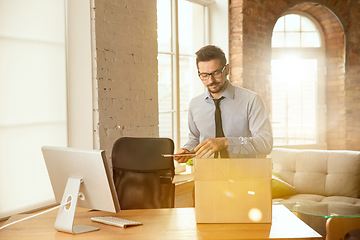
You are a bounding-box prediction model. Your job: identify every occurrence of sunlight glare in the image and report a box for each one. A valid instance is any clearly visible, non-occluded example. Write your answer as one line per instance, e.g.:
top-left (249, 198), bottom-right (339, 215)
top-left (248, 208), bottom-right (263, 222)
top-left (224, 191), bottom-right (234, 197)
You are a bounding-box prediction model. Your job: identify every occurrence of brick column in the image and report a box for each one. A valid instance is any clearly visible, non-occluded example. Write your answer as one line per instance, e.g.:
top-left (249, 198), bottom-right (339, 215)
top-left (93, 0), bottom-right (159, 159)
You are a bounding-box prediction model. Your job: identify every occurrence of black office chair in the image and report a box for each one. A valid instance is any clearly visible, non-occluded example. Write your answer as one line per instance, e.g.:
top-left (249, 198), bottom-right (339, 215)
top-left (111, 137), bottom-right (175, 209)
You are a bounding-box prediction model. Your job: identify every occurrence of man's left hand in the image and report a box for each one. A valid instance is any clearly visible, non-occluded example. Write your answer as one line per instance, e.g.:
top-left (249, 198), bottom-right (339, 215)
top-left (194, 137), bottom-right (228, 158)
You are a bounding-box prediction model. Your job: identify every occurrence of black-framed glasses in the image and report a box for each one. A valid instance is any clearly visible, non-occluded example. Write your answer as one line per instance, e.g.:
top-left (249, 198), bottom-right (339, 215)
top-left (198, 65), bottom-right (227, 81)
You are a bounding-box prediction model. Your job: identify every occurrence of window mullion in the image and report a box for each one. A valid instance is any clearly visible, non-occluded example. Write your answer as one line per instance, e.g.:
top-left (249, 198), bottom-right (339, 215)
top-left (172, 0), bottom-right (180, 150)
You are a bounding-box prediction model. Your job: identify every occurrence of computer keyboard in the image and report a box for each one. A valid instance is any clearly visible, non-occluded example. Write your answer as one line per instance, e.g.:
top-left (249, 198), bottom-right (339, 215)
top-left (91, 216), bottom-right (142, 228)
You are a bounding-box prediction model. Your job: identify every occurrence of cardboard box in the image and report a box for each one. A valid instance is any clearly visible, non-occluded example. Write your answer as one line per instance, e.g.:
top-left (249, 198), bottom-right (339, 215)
top-left (194, 158), bottom-right (272, 223)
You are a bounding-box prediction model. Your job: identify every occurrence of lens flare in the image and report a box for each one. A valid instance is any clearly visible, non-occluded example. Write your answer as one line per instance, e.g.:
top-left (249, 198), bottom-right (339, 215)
top-left (224, 191), bottom-right (233, 197)
top-left (248, 208), bottom-right (262, 222)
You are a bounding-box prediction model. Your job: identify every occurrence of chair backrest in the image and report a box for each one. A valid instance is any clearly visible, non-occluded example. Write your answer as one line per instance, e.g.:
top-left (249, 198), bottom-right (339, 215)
top-left (112, 137), bottom-right (175, 172)
top-left (111, 137), bottom-right (175, 209)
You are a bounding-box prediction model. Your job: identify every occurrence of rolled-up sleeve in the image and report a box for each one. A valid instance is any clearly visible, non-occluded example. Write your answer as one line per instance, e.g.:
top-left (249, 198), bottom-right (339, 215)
top-left (227, 94), bottom-right (273, 156)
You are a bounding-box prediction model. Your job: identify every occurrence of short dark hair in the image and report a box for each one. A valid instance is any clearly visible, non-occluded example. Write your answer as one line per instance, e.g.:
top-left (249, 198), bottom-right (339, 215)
top-left (195, 45), bottom-right (227, 68)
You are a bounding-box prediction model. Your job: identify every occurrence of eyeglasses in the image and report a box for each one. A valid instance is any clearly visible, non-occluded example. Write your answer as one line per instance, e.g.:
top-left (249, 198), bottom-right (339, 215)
top-left (198, 65), bottom-right (227, 81)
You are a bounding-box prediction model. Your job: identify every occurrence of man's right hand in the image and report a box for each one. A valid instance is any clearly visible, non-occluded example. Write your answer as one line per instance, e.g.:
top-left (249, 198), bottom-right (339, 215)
top-left (174, 148), bottom-right (193, 163)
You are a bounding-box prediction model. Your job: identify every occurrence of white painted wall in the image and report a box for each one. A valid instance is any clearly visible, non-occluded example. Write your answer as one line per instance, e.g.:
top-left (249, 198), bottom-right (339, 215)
top-left (66, 0), bottom-right (94, 150)
top-left (209, 0), bottom-right (229, 59)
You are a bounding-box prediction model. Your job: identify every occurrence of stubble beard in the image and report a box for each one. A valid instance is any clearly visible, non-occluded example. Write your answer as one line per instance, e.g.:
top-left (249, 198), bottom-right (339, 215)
top-left (207, 80), bottom-right (228, 94)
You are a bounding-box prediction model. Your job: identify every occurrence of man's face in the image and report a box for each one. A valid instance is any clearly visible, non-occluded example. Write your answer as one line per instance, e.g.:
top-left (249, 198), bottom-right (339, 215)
top-left (198, 59), bottom-right (228, 95)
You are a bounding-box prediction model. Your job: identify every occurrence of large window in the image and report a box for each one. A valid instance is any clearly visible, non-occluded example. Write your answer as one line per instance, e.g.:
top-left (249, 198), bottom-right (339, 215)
top-left (0, 0), bottom-right (67, 219)
top-left (157, 0), bottom-right (210, 150)
top-left (271, 13), bottom-right (326, 148)
top-left (0, 0), bottom-right (94, 220)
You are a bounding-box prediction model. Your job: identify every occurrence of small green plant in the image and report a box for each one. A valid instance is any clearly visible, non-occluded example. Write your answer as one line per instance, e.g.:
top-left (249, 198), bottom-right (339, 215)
top-left (186, 158), bottom-right (193, 166)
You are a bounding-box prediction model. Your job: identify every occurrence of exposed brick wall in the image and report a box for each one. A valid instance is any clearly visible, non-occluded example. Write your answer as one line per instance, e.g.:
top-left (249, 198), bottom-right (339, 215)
top-left (229, 0), bottom-right (360, 150)
top-left (93, 0), bottom-right (158, 159)
top-left (229, 0), bottom-right (272, 114)
top-left (344, 1), bottom-right (360, 150)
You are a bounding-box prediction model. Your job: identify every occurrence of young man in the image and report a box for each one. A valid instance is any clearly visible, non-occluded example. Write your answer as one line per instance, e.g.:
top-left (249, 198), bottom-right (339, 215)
top-left (175, 45), bottom-right (273, 163)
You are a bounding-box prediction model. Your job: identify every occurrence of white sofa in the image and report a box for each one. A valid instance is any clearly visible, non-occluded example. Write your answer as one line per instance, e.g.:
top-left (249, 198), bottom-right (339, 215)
top-left (269, 148), bottom-right (360, 237)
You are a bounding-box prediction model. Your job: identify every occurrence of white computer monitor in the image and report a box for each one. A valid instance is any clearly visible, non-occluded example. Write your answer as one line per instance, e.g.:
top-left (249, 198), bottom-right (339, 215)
top-left (41, 146), bottom-right (121, 234)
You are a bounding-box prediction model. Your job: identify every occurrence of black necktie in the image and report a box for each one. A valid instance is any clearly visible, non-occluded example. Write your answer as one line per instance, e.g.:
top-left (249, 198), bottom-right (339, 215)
top-left (213, 97), bottom-right (229, 158)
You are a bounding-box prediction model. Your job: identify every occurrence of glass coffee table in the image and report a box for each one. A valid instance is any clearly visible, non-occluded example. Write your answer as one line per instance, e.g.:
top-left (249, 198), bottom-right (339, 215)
top-left (274, 201), bottom-right (360, 240)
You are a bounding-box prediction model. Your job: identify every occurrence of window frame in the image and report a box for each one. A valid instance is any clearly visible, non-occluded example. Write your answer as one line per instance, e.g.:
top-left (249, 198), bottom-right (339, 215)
top-left (271, 11), bottom-right (327, 149)
top-left (157, 0), bottom-right (228, 172)
top-left (157, 0), bottom-right (212, 150)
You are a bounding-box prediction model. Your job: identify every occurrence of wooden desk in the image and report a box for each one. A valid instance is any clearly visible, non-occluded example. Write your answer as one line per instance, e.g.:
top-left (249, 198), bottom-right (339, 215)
top-left (0, 205), bottom-right (322, 240)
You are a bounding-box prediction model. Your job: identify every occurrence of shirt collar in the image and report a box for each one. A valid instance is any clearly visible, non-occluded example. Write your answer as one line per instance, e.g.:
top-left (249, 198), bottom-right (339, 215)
top-left (204, 80), bottom-right (235, 100)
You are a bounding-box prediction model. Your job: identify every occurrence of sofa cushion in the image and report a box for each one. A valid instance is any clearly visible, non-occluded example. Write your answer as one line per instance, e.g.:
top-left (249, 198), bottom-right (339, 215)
top-left (294, 151), bottom-right (328, 195)
top-left (270, 148), bottom-right (297, 185)
top-left (326, 151), bottom-right (360, 198)
top-left (275, 193), bottom-right (326, 203)
top-left (321, 196), bottom-right (360, 206)
top-left (270, 148), bottom-right (360, 198)
top-left (273, 194), bottom-right (360, 209)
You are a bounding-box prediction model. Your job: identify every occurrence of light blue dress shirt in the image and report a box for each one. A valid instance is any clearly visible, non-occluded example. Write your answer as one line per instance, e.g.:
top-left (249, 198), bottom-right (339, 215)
top-left (182, 81), bottom-right (273, 158)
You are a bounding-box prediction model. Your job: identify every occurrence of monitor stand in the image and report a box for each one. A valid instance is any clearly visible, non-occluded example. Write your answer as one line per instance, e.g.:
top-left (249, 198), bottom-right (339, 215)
top-left (54, 177), bottom-right (99, 234)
